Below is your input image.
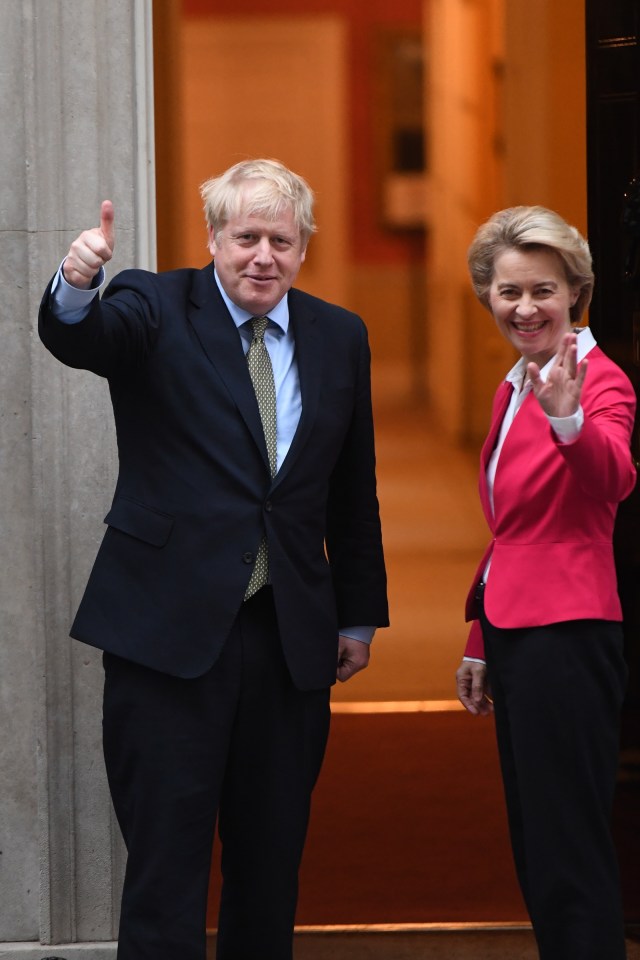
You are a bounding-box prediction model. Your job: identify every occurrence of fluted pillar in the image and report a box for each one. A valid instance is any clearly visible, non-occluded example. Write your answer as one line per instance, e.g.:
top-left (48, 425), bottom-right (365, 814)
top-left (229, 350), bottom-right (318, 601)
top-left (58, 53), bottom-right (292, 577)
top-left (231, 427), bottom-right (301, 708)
top-left (0, 2), bottom-right (155, 956)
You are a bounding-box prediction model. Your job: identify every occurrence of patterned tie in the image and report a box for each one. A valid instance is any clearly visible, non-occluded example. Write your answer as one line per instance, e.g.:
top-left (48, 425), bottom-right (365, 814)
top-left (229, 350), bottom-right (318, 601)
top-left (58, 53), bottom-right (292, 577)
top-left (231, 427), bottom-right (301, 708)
top-left (244, 316), bottom-right (277, 599)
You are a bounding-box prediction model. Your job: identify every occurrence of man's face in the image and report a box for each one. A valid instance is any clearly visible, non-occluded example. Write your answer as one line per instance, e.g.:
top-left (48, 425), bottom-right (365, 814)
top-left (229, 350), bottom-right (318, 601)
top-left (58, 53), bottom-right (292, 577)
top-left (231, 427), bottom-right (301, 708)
top-left (208, 190), bottom-right (306, 315)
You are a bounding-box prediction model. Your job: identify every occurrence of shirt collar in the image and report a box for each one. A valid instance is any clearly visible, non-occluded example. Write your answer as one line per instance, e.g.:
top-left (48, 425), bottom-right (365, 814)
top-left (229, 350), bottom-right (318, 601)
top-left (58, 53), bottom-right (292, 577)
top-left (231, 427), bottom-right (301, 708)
top-left (213, 267), bottom-right (289, 334)
top-left (504, 326), bottom-right (597, 388)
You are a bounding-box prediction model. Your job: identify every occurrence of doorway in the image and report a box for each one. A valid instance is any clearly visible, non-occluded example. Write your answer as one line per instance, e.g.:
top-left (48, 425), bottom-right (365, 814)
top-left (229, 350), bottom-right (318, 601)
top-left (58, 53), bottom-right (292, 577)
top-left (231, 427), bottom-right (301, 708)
top-left (151, 0), bottom-right (639, 931)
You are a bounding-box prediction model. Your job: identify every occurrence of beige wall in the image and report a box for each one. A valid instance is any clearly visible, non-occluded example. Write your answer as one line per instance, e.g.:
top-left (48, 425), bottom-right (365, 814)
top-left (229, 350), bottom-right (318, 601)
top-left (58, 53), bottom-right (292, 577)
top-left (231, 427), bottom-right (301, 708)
top-left (424, 0), bottom-right (587, 444)
top-left (164, 0), bottom-right (588, 440)
top-left (504, 0), bottom-right (588, 232)
top-left (425, 0), bottom-right (510, 442)
top-left (352, 260), bottom-right (428, 407)
top-left (178, 15), bottom-right (349, 309)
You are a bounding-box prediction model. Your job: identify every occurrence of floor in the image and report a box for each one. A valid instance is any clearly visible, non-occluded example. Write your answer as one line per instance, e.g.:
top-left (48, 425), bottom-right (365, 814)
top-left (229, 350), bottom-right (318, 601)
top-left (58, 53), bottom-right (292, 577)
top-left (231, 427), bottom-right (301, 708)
top-left (331, 373), bottom-right (488, 705)
top-left (206, 927), bottom-right (640, 959)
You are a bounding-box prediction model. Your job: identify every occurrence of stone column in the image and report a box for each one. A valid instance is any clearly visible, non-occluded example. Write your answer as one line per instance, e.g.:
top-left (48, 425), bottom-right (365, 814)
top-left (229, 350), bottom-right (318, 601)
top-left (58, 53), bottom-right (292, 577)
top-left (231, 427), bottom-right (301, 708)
top-left (0, 1), bottom-right (155, 956)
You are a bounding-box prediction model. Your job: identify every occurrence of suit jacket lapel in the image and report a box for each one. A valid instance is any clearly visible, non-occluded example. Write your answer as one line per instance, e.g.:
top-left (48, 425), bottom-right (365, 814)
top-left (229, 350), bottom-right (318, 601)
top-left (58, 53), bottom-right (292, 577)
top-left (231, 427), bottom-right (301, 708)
top-left (272, 289), bottom-right (322, 487)
top-left (186, 264), bottom-right (271, 471)
top-left (479, 379), bottom-right (513, 522)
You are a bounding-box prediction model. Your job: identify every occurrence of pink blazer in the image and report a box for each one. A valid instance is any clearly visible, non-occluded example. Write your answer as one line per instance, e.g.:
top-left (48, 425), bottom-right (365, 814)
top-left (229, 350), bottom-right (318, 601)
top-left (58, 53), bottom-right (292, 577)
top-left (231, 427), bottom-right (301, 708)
top-left (464, 345), bottom-right (637, 659)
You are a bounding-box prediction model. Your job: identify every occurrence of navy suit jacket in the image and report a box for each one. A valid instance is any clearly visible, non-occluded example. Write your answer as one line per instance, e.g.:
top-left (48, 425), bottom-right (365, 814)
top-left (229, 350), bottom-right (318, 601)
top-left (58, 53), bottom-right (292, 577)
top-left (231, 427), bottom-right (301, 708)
top-left (39, 263), bottom-right (389, 689)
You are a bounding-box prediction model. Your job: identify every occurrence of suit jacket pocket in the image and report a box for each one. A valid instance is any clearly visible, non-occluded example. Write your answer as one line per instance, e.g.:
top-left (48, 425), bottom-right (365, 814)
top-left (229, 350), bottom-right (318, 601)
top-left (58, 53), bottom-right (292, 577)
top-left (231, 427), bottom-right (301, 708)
top-left (104, 496), bottom-right (174, 547)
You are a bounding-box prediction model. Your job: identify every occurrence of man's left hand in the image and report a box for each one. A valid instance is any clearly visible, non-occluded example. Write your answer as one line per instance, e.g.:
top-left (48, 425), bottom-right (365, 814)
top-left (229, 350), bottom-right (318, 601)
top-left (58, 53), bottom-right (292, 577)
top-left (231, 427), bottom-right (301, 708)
top-left (337, 636), bottom-right (370, 683)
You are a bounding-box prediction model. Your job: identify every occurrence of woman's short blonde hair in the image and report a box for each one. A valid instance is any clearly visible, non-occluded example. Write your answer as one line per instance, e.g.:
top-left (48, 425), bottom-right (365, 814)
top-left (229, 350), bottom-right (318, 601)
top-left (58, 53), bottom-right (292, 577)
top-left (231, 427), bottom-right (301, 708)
top-left (200, 158), bottom-right (317, 247)
top-left (467, 206), bottom-right (594, 323)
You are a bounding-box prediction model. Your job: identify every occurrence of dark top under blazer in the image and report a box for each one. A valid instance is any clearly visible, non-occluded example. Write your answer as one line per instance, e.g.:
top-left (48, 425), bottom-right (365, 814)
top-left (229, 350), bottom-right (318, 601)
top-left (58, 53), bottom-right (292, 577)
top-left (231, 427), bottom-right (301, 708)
top-left (39, 263), bottom-right (389, 690)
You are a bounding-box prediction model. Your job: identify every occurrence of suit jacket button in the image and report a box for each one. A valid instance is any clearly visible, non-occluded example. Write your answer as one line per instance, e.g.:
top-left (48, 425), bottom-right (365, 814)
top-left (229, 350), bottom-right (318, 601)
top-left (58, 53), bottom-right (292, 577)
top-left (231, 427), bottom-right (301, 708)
top-left (242, 552), bottom-right (253, 564)
top-left (264, 500), bottom-right (273, 512)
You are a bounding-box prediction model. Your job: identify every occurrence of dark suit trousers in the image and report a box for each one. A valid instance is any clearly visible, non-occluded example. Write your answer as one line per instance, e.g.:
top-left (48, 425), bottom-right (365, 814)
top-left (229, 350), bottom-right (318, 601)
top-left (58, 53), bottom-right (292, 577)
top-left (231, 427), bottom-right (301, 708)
top-left (480, 604), bottom-right (628, 960)
top-left (102, 587), bottom-right (331, 960)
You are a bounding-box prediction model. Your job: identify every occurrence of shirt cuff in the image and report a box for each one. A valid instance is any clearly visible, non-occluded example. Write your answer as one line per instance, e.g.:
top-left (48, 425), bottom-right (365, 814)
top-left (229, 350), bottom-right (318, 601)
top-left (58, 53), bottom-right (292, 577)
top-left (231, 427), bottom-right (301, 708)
top-left (547, 405), bottom-right (584, 444)
top-left (463, 656), bottom-right (486, 664)
top-left (51, 260), bottom-right (105, 324)
top-left (339, 626), bottom-right (376, 645)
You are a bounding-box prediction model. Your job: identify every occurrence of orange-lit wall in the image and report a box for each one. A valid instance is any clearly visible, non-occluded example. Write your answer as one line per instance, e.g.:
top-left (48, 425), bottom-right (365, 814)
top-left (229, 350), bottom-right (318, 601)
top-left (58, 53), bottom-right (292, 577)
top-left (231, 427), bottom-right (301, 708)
top-left (160, 0), bottom-right (588, 434)
top-left (182, 0), bottom-right (423, 268)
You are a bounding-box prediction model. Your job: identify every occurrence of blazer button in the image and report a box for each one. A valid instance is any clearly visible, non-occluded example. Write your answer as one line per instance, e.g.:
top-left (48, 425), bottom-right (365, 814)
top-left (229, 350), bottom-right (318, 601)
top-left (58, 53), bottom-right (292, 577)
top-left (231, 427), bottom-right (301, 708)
top-left (264, 500), bottom-right (273, 512)
top-left (242, 552), bottom-right (254, 564)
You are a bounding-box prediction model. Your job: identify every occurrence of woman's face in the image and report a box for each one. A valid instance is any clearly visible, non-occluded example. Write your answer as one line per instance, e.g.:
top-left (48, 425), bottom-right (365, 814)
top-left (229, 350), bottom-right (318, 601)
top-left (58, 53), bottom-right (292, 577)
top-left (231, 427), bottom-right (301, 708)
top-left (488, 247), bottom-right (579, 368)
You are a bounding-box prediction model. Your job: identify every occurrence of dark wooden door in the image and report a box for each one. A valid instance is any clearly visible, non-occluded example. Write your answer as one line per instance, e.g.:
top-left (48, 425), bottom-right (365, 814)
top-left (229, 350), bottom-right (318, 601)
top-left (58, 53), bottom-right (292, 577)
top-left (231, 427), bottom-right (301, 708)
top-left (585, 0), bottom-right (640, 924)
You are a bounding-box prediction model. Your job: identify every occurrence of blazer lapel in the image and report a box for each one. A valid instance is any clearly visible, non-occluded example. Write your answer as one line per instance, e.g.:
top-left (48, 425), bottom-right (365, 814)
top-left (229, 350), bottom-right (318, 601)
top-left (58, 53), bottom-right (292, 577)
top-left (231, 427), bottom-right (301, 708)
top-left (271, 290), bottom-right (322, 487)
top-left (478, 379), bottom-right (513, 521)
top-left (186, 264), bottom-right (271, 471)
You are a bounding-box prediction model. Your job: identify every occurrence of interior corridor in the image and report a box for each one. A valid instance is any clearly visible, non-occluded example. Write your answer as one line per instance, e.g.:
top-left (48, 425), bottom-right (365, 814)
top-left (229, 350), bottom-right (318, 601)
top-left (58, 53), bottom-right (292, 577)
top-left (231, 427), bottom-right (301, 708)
top-left (331, 366), bottom-right (489, 706)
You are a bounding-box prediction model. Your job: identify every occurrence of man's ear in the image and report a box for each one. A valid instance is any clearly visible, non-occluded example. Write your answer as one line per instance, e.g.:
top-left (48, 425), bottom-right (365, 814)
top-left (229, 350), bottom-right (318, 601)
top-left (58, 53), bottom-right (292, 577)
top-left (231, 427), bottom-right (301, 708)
top-left (207, 225), bottom-right (217, 257)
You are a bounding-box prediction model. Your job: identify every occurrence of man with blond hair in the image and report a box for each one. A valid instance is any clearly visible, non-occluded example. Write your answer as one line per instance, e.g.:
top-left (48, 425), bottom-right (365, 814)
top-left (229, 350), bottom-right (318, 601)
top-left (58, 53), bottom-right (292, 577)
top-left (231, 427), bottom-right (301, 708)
top-left (39, 159), bottom-right (388, 960)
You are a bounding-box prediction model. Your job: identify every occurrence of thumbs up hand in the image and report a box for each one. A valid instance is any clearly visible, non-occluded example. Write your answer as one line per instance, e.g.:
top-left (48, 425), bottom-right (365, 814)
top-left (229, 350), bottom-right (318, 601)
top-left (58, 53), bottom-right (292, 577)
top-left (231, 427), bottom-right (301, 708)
top-left (62, 200), bottom-right (115, 289)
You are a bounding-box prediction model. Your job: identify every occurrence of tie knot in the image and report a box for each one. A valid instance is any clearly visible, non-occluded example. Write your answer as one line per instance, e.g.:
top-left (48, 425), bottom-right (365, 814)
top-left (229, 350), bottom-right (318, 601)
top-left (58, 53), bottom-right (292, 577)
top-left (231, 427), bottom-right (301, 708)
top-left (250, 316), bottom-right (269, 341)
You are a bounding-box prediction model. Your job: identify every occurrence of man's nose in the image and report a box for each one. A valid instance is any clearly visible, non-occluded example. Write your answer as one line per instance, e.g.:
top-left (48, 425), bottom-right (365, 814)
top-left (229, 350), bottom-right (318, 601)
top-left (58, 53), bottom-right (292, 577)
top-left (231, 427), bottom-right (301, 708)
top-left (253, 238), bottom-right (274, 262)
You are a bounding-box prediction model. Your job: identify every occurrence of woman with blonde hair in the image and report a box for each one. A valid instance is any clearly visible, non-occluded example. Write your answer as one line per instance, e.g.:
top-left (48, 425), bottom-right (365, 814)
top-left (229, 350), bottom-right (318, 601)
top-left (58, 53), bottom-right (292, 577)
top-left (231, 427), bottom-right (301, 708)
top-left (456, 205), bottom-right (636, 959)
